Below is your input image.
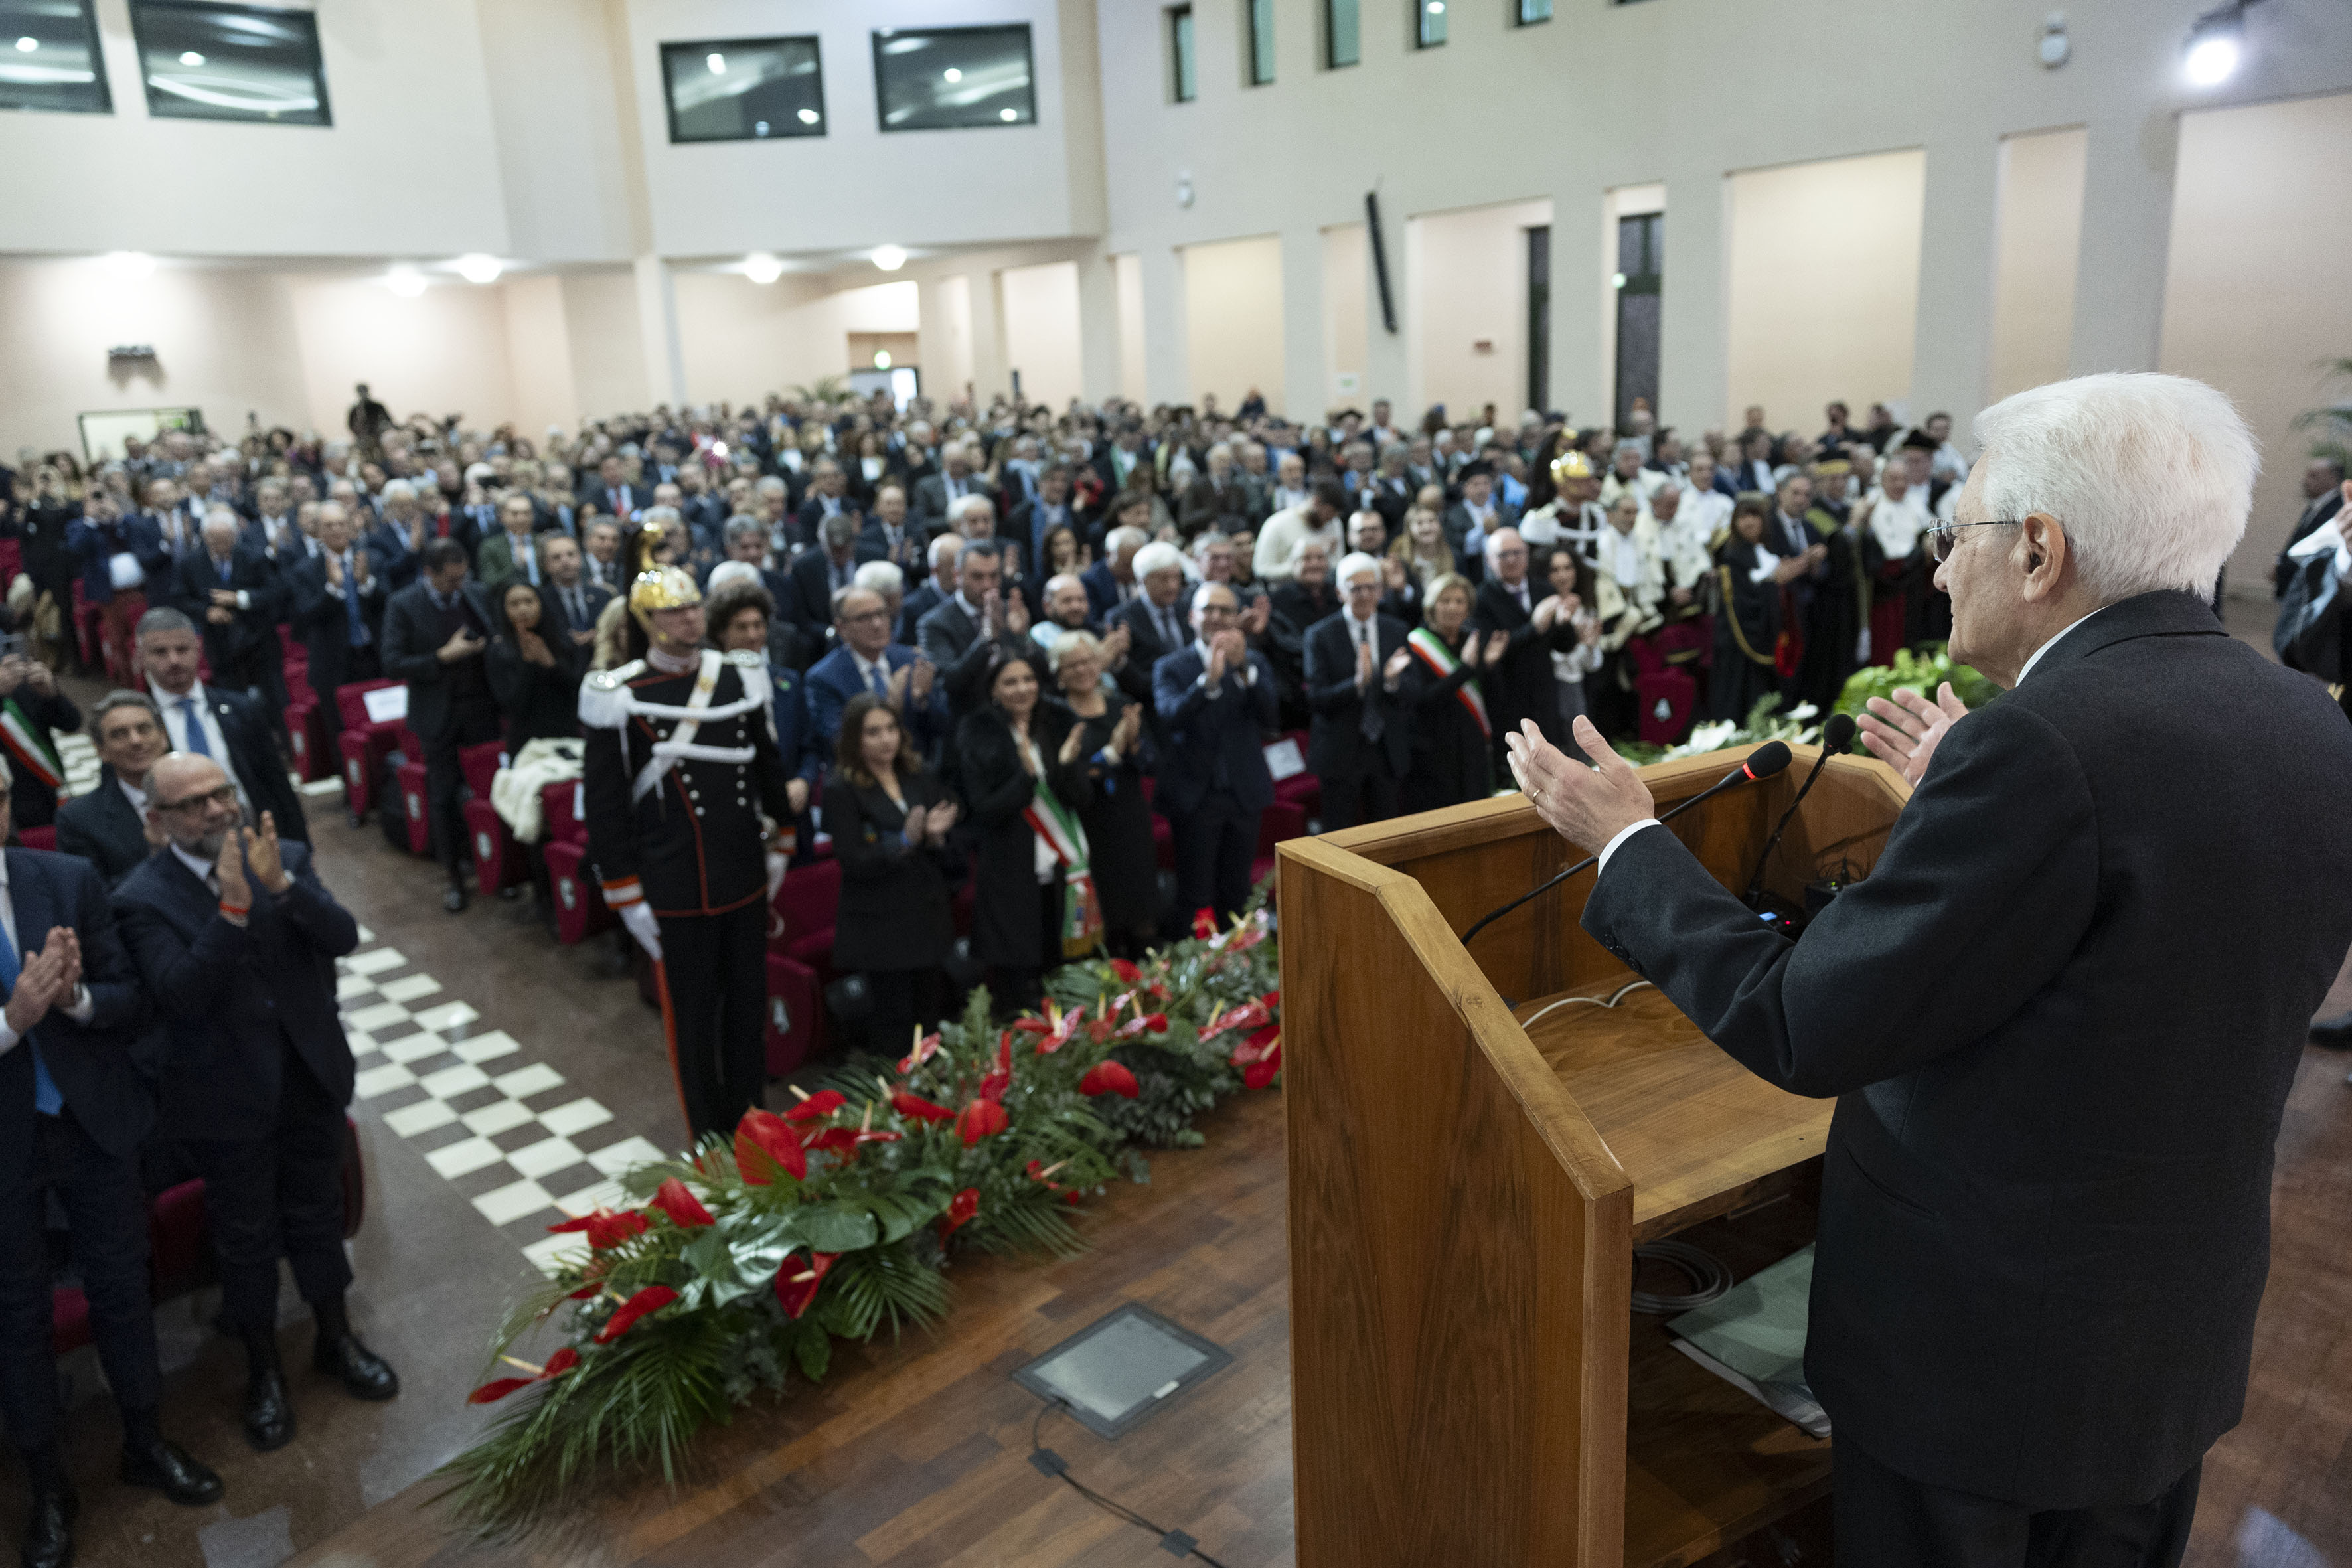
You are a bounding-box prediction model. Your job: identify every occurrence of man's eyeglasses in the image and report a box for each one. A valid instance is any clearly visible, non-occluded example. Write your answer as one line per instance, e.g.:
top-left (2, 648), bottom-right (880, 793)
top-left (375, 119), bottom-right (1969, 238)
top-left (1924, 519), bottom-right (2022, 564)
top-left (156, 784), bottom-right (238, 814)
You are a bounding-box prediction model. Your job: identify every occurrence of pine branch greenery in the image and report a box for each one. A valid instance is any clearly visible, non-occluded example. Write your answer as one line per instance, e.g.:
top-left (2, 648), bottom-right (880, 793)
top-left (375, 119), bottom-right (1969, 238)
top-left (435, 886), bottom-right (1284, 1541)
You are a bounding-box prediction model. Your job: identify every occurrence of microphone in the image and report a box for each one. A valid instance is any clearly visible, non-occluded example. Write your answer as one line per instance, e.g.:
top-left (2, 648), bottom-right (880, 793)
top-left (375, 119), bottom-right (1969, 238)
top-left (1462, 741), bottom-right (1792, 947)
top-left (1742, 714), bottom-right (1857, 909)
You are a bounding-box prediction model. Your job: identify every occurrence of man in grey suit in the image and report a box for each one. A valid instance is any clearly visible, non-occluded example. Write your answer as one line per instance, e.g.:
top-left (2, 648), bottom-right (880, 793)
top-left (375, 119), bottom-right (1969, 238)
top-left (911, 442), bottom-right (994, 529)
top-left (54, 692), bottom-right (169, 887)
top-left (916, 540), bottom-right (1030, 714)
top-left (1507, 374), bottom-right (2352, 1568)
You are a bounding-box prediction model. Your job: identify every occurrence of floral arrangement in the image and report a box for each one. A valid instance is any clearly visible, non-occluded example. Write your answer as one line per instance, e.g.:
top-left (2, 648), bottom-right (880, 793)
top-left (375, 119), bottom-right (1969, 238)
top-left (1611, 645), bottom-right (1998, 769)
top-left (1611, 694), bottom-right (1825, 767)
top-left (434, 899), bottom-right (1283, 1543)
top-left (1831, 642), bottom-right (1998, 720)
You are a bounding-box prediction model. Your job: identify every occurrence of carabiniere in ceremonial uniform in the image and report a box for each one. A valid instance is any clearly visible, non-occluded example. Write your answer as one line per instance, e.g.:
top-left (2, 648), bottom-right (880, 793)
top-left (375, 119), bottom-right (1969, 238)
top-left (580, 567), bottom-right (793, 1141)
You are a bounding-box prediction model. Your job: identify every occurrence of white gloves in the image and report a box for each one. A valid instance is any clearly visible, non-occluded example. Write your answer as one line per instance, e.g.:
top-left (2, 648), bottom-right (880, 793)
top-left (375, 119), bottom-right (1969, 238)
top-left (765, 850), bottom-right (787, 903)
top-left (618, 901), bottom-right (663, 961)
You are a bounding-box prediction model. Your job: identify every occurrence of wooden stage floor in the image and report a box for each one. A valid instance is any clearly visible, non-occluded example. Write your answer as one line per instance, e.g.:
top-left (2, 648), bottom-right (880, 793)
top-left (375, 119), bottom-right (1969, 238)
top-left (293, 1035), bottom-right (2352, 1568)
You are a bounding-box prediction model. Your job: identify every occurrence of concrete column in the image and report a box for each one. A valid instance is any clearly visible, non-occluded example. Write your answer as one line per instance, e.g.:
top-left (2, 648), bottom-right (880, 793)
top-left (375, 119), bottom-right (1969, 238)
top-left (631, 254), bottom-right (685, 408)
top-left (1075, 244), bottom-right (1121, 404)
top-left (1140, 244), bottom-right (1188, 407)
top-left (2068, 112), bottom-right (2177, 377)
top-left (1279, 222), bottom-right (1324, 424)
top-left (1657, 171), bottom-right (1728, 439)
top-left (1911, 135), bottom-right (2000, 426)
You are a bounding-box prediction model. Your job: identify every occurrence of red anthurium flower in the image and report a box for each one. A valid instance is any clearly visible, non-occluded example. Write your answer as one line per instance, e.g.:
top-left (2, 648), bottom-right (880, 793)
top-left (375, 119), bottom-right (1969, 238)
top-left (1192, 907), bottom-right (1218, 939)
top-left (649, 1178), bottom-right (716, 1228)
top-left (1109, 958), bottom-right (1142, 984)
top-left (1079, 1059), bottom-right (1140, 1099)
top-left (593, 1284), bottom-right (679, 1344)
top-left (957, 1097), bottom-right (1009, 1145)
top-left (1010, 1017), bottom-right (1054, 1036)
top-left (540, 1347), bottom-right (580, 1378)
top-left (548, 1207), bottom-right (649, 1251)
top-left (898, 1031), bottom-right (943, 1075)
top-left (938, 1186), bottom-right (980, 1241)
top-left (1200, 999), bottom-right (1270, 1041)
top-left (807, 1127), bottom-right (903, 1162)
top-left (773, 1251), bottom-right (839, 1319)
top-left (1240, 1030), bottom-right (1283, 1089)
top-left (890, 1090), bottom-right (955, 1124)
top-left (782, 1090), bottom-right (846, 1123)
top-left (1226, 915), bottom-right (1269, 953)
top-left (1113, 1011), bottom-right (1169, 1041)
top-left (733, 1110), bottom-right (807, 1185)
top-left (1025, 1158), bottom-right (1066, 1192)
top-left (979, 1030), bottom-right (1016, 1097)
top-left (467, 1376), bottom-right (534, 1405)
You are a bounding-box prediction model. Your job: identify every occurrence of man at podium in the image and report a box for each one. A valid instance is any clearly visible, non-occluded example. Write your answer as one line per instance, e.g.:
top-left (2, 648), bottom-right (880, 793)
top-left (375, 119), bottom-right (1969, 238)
top-left (1506, 373), bottom-right (2352, 1568)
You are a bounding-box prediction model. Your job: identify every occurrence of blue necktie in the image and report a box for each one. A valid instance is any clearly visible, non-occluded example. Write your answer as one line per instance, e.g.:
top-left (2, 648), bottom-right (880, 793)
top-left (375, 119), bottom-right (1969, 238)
top-left (867, 662), bottom-right (888, 699)
top-left (343, 554), bottom-right (366, 647)
top-left (217, 558), bottom-right (232, 585)
top-left (0, 917), bottom-right (60, 1116)
top-left (179, 697), bottom-right (212, 758)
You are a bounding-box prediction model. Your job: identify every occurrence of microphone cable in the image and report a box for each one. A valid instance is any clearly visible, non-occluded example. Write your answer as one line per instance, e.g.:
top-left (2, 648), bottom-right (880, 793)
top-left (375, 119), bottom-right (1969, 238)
top-left (1462, 741), bottom-right (1794, 948)
top-left (1741, 714), bottom-right (1857, 910)
top-left (1028, 1399), bottom-right (1234, 1567)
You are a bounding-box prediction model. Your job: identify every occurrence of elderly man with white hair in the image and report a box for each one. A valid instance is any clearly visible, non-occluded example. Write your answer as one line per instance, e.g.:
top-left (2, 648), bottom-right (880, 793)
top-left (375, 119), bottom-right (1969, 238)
top-left (1300, 551), bottom-right (1413, 829)
top-left (1109, 540), bottom-right (1197, 742)
top-left (1506, 373), bottom-right (2352, 1568)
top-left (169, 512), bottom-right (285, 714)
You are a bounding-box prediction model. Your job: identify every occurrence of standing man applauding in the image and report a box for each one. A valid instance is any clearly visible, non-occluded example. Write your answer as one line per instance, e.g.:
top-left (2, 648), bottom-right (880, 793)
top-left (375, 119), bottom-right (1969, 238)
top-left (1504, 374), bottom-right (2352, 1568)
top-left (0, 754), bottom-right (222, 1568)
top-left (114, 755), bottom-right (394, 1456)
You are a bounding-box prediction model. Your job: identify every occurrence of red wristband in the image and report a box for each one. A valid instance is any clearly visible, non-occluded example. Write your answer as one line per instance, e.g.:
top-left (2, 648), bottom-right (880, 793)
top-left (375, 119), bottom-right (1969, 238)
top-left (218, 900), bottom-right (251, 917)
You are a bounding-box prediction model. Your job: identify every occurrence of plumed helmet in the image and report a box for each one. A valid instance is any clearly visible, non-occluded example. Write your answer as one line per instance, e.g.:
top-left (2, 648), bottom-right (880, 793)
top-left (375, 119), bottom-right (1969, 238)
top-left (628, 565), bottom-right (702, 627)
top-left (1550, 449), bottom-right (1594, 487)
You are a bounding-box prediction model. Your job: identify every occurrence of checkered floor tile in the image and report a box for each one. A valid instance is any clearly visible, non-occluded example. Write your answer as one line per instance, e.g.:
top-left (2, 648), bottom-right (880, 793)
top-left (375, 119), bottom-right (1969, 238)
top-left (333, 932), bottom-right (674, 1277)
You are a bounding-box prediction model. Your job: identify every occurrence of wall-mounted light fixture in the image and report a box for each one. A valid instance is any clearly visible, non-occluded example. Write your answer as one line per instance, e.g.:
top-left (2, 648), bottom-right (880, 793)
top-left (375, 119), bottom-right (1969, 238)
top-left (872, 245), bottom-right (907, 272)
top-left (2183, 0), bottom-right (2264, 86)
top-left (744, 252), bottom-right (784, 285)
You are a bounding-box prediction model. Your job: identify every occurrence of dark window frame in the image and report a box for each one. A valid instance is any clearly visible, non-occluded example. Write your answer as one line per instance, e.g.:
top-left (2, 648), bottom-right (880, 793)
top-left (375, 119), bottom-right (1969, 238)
top-left (657, 33), bottom-right (826, 144)
top-left (0, 0), bottom-right (112, 116)
top-left (1514, 0), bottom-right (1552, 25)
top-left (1413, 0), bottom-right (1446, 49)
top-left (1243, 0), bottom-right (1275, 85)
top-left (1324, 0), bottom-right (1360, 68)
top-left (870, 23), bottom-right (1038, 134)
top-left (127, 0), bottom-right (331, 127)
top-left (1168, 5), bottom-right (1196, 102)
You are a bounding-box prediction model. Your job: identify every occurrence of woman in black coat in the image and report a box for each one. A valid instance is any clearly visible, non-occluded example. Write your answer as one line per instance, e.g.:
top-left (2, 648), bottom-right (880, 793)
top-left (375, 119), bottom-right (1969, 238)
top-left (826, 693), bottom-right (963, 1052)
top-left (484, 579), bottom-right (580, 755)
top-left (1266, 538), bottom-right (1337, 731)
top-left (955, 651), bottom-right (1087, 1014)
top-left (1397, 572), bottom-right (1502, 813)
top-left (1045, 629), bottom-right (1157, 957)
top-left (1709, 497), bottom-right (1790, 724)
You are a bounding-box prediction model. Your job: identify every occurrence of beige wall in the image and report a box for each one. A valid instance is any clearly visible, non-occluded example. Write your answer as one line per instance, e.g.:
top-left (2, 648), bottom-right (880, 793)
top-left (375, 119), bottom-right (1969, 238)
top-left (1182, 235), bottom-right (1284, 412)
top-left (1407, 198), bottom-right (1553, 424)
top-left (2160, 90), bottom-right (2352, 594)
top-left (1988, 127), bottom-right (2088, 402)
top-left (288, 276), bottom-right (521, 440)
top-left (998, 262), bottom-right (1085, 410)
top-left (1322, 224), bottom-right (1368, 410)
top-left (501, 276), bottom-right (582, 437)
top-left (672, 275), bottom-right (921, 404)
top-left (929, 275), bottom-right (977, 403)
top-left (1113, 254), bottom-right (1147, 404)
top-left (1725, 149), bottom-right (1926, 433)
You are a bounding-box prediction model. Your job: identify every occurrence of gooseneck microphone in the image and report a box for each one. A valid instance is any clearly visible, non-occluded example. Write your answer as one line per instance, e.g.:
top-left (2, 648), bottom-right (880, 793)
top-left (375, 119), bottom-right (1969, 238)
top-left (1741, 714), bottom-right (1857, 909)
top-left (1462, 741), bottom-right (1793, 947)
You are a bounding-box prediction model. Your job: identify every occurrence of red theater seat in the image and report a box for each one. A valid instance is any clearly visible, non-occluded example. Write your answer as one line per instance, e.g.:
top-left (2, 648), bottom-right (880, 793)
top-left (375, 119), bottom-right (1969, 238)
top-left (765, 953), bottom-right (823, 1076)
top-left (544, 840), bottom-right (614, 944)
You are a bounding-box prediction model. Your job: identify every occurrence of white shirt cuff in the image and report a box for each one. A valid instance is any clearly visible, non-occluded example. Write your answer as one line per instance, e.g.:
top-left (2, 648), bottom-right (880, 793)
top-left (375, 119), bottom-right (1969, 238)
top-left (1597, 817), bottom-right (1662, 876)
top-left (64, 984), bottom-right (92, 1023)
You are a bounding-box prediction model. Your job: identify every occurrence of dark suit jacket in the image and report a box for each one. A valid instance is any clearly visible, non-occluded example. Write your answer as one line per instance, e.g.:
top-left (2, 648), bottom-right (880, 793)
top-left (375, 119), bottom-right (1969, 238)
top-left (824, 767), bottom-right (962, 971)
top-left (793, 496), bottom-right (861, 546)
top-left (380, 579), bottom-right (497, 744)
top-left (912, 473), bottom-right (992, 527)
top-left (2276, 491), bottom-right (2344, 597)
top-left (805, 643), bottom-right (943, 755)
top-left (544, 578), bottom-right (614, 641)
top-left (113, 840), bottom-right (358, 1140)
top-left (1583, 591), bottom-right (2352, 1509)
top-left (64, 513), bottom-right (170, 603)
top-left (588, 482), bottom-right (645, 522)
top-left (1109, 591), bottom-right (1198, 732)
top-left (475, 528), bottom-right (543, 588)
top-left (917, 595), bottom-right (1031, 714)
top-left (1150, 645), bottom-right (1277, 817)
top-left (1302, 610), bottom-right (1411, 780)
top-left (157, 684), bottom-right (310, 844)
top-left (895, 584), bottom-right (944, 647)
top-left (288, 550), bottom-right (390, 700)
top-left (1470, 577), bottom-right (1568, 751)
top-left (954, 704), bottom-right (1086, 968)
top-left (785, 550), bottom-right (860, 631)
top-left (168, 545), bottom-right (284, 681)
top-left (855, 518), bottom-right (929, 584)
top-left (0, 849), bottom-right (154, 1178)
top-left (54, 767), bottom-right (156, 888)
top-left (1080, 562), bottom-right (1133, 625)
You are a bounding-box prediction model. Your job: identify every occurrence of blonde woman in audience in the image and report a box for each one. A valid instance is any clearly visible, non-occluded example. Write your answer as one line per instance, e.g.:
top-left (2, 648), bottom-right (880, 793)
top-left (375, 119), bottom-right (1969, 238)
top-left (1387, 505), bottom-right (1456, 588)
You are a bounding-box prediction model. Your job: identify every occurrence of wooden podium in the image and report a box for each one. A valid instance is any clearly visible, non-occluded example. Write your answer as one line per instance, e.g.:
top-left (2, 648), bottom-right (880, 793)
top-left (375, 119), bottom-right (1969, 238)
top-left (1277, 743), bottom-right (1911, 1568)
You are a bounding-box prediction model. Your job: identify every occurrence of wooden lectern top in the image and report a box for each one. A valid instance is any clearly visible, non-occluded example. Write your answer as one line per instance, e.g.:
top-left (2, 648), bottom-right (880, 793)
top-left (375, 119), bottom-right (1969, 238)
top-left (1279, 745), bottom-right (1909, 1568)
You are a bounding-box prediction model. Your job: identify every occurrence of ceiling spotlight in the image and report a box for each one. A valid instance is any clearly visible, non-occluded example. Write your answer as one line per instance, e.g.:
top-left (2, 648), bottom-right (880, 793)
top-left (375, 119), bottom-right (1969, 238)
top-left (874, 350), bottom-right (892, 370)
top-left (744, 252), bottom-right (783, 285)
top-left (943, 67), bottom-right (962, 83)
top-left (455, 253), bottom-right (503, 285)
top-left (998, 107), bottom-right (1018, 121)
top-left (2183, 1), bottom-right (2259, 86)
top-left (706, 52), bottom-right (725, 74)
top-left (15, 36), bottom-right (36, 52)
top-left (178, 50), bottom-right (204, 66)
top-left (872, 244), bottom-right (907, 272)
top-left (796, 107), bottom-right (819, 125)
top-left (101, 250), bottom-right (157, 279)
top-left (2039, 12), bottom-right (2069, 68)
top-left (384, 266), bottom-right (427, 299)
